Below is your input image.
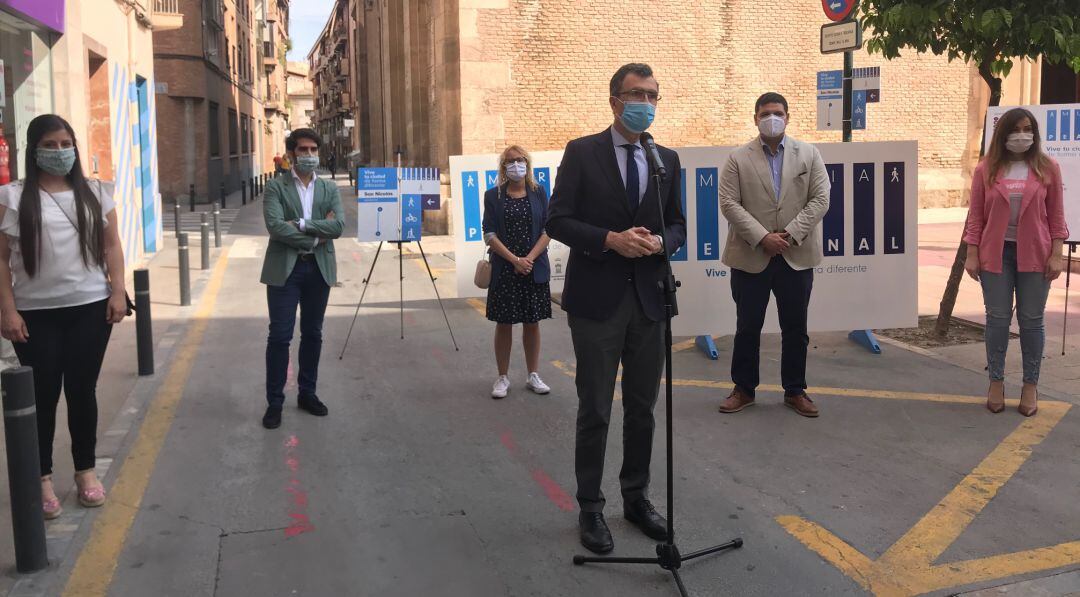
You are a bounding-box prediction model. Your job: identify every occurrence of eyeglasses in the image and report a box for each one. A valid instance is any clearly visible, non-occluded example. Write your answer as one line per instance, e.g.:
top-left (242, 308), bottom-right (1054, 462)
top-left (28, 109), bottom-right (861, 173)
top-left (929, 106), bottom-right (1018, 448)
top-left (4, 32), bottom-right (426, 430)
top-left (617, 89), bottom-right (662, 104)
top-left (503, 157), bottom-right (527, 165)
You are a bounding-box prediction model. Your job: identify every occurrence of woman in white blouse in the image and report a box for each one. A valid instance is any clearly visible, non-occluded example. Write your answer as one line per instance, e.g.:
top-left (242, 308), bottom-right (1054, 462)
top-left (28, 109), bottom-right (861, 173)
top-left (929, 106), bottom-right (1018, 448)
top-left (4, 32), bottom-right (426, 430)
top-left (0, 114), bottom-right (128, 519)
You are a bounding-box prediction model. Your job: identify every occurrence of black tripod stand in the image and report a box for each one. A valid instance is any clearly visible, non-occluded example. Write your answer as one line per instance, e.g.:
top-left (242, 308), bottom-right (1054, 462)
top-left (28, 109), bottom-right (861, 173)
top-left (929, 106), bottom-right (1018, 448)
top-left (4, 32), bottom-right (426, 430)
top-left (339, 240), bottom-right (459, 359)
top-left (572, 134), bottom-right (743, 596)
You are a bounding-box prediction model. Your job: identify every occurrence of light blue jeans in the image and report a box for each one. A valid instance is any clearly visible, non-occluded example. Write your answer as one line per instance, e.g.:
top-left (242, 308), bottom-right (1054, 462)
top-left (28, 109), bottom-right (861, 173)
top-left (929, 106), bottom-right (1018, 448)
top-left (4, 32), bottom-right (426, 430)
top-left (979, 242), bottom-right (1052, 384)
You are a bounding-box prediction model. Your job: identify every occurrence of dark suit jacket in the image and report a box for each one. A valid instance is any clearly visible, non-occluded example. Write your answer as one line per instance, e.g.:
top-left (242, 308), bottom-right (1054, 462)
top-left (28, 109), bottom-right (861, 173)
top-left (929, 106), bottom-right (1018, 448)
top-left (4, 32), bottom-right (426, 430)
top-left (481, 182), bottom-right (551, 288)
top-left (546, 128), bottom-right (686, 322)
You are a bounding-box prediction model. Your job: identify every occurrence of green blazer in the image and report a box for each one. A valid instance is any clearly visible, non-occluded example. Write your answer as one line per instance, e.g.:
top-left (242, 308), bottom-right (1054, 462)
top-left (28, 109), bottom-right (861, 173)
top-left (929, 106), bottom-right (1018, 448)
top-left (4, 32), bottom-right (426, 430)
top-left (260, 174), bottom-right (345, 287)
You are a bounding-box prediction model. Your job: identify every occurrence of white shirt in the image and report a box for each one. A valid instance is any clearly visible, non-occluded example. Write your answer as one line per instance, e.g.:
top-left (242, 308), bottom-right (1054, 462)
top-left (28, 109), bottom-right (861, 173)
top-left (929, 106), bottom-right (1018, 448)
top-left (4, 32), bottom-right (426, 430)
top-left (1003, 161), bottom-right (1029, 242)
top-left (0, 180), bottom-right (116, 310)
top-left (291, 168), bottom-right (319, 247)
top-left (607, 127), bottom-right (663, 254)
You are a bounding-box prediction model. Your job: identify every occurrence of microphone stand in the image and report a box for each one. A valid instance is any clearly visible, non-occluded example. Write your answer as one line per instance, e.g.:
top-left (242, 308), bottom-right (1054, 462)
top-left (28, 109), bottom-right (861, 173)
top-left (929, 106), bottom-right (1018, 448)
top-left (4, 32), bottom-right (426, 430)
top-left (572, 140), bottom-right (743, 596)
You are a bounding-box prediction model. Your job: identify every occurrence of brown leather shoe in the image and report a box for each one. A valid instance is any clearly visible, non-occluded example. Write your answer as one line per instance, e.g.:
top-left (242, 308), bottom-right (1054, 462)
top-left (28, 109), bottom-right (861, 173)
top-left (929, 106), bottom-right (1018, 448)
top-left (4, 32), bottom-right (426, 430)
top-left (1018, 384), bottom-right (1038, 417)
top-left (784, 392), bottom-right (819, 418)
top-left (718, 387), bottom-right (755, 413)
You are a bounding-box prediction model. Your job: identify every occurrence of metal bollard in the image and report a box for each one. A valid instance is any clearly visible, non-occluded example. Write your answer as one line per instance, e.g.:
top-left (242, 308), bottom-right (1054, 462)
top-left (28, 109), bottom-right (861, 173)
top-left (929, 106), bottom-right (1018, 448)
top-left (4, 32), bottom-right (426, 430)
top-left (178, 233), bottom-right (191, 306)
top-left (212, 202), bottom-right (221, 248)
top-left (189, 183), bottom-right (196, 212)
top-left (134, 269), bottom-right (154, 376)
top-left (1, 367), bottom-right (49, 573)
top-left (173, 202), bottom-right (181, 237)
top-left (241, 180), bottom-right (247, 206)
top-left (200, 213), bottom-right (210, 270)
top-left (251, 176), bottom-right (257, 199)
top-left (220, 181), bottom-right (227, 209)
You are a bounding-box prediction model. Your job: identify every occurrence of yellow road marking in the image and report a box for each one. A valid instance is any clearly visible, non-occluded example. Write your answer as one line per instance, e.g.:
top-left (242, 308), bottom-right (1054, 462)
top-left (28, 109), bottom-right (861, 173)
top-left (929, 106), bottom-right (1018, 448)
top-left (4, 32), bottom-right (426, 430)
top-left (778, 401), bottom-right (1075, 596)
top-left (63, 249), bottom-right (232, 597)
top-left (467, 298), bottom-right (486, 317)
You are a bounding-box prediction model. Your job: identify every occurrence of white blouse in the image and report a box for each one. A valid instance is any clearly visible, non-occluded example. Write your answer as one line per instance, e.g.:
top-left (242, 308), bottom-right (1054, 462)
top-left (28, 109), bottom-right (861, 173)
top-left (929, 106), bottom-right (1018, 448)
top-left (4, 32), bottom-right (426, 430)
top-left (0, 180), bottom-right (117, 310)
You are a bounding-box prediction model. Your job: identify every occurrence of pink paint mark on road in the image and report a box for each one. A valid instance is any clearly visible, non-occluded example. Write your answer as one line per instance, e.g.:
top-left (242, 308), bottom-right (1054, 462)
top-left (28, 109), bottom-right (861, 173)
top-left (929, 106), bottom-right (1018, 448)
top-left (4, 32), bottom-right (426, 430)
top-left (498, 428), bottom-right (575, 512)
top-left (283, 435), bottom-right (314, 537)
top-left (531, 469), bottom-right (576, 512)
top-left (285, 513), bottom-right (315, 537)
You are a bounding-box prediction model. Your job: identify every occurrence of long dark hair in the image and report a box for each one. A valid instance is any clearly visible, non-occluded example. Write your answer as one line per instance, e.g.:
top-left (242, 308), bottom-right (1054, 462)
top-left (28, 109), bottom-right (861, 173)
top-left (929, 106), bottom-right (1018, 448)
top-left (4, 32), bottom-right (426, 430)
top-left (19, 114), bottom-right (105, 277)
top-left (985, 107), bottom-right (1052, 185)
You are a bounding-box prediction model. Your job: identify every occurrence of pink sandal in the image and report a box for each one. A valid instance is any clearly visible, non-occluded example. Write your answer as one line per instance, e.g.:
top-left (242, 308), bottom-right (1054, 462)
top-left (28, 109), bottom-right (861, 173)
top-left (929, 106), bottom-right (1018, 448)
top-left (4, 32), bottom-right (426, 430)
top-left (41, 476), bottom-right (62, 520)
top-left (74, 471), bottom-right (106, 508)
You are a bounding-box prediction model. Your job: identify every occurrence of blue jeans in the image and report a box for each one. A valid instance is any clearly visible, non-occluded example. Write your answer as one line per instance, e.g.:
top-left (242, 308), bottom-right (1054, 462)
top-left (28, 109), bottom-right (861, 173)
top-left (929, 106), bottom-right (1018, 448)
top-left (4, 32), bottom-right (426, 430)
top-left (979, 242), bottom-right (1051, 385)
top-left (265, 257), bottom-right (331, 407)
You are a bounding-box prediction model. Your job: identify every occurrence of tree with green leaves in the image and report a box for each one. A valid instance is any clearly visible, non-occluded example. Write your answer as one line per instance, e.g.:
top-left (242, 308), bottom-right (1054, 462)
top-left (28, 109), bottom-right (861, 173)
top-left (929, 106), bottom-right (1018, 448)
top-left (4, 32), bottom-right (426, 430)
top-left (858, 0), bottom-right (1080, 336)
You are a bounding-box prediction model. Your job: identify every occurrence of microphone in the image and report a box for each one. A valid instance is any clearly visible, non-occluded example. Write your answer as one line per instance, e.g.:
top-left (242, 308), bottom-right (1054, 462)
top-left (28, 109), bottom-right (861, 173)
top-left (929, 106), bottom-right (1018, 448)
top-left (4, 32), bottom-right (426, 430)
top-left (639, 132), bottom-right (667, 177)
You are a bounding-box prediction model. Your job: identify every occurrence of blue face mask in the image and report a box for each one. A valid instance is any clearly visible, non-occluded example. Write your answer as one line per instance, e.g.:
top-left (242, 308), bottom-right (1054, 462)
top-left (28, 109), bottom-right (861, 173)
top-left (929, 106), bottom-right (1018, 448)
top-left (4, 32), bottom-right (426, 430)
top-left (618, 100), bottom-right (656, 134)
top-left (36, 147), bottom-right (77, 176)
top-left (294, 155), bottom-right (320, 174)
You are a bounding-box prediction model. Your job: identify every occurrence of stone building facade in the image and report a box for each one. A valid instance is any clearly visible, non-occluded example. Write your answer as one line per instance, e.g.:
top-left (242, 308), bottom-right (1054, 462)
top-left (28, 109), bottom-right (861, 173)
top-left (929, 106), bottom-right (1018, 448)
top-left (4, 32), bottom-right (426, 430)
top-left (153, 0), bottom-right (290, 204)
top-left (320, 0), bottom-right (1062, 233)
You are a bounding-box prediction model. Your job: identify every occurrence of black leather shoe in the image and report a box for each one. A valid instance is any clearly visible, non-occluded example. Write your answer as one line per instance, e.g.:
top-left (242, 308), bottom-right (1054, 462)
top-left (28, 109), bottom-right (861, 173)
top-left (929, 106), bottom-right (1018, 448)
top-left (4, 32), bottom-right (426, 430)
top-left (298, 394), bottom-right (328, 417)
top-left (262, 406), bottom-right (282, 429)
top-left (625, 499), bottom-right (668, 541)
top-left (579, 512), bottom-right (614, 554)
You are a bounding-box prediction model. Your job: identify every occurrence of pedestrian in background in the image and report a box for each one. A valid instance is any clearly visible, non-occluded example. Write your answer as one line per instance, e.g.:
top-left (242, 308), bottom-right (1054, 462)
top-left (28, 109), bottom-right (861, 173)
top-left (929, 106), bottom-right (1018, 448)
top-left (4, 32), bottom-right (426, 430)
top-left (260, 128), bottom-right (344, 429)
top-left (963, 107), bottom-right (1069, 417)
top-left (327, 151), bottom-right (337, 180)
top-left (0, 114), bottom-right (128, 519)
top-left (482, 145), bottom-right (552, 399)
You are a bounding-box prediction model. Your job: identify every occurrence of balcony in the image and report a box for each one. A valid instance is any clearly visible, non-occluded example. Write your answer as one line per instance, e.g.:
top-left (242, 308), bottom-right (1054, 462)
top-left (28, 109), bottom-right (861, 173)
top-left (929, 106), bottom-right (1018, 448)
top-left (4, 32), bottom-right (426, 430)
top-left (206, 0), bottom-right (224, 30)
top-left (152, 0), bottom-right (184, 31)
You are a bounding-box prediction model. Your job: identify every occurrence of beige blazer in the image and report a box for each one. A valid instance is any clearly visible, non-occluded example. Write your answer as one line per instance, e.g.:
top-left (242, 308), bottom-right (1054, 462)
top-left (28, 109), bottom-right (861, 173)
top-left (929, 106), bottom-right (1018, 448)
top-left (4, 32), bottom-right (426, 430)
top-left (719, 136), bottom-right (831, 273)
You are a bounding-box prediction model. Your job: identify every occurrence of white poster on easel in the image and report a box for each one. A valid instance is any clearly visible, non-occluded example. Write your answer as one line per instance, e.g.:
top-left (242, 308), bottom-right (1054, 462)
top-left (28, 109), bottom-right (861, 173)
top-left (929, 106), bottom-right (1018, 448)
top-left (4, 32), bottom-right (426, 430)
top-left (357, 167), bottom-right (399, 241)
top-left (986, 104), bottom-right (1080, 241)
top-left (450, 141), bottom-right (919, 336)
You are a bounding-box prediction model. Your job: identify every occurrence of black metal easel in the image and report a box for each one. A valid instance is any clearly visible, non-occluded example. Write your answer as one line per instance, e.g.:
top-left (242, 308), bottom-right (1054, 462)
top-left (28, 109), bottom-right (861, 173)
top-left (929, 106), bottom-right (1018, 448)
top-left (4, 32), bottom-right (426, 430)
top-left (1063, 241), bottom-right (1078, 356)
top-left (339, 239), bottom-right (459, 359)
top-left (571, 136), bottom-right (743, 596)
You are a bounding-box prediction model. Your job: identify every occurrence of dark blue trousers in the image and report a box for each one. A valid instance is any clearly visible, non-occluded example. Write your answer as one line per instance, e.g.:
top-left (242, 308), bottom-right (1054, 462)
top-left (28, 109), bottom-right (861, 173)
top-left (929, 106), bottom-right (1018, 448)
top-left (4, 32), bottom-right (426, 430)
top-left (265, 258), bottom-right (331, 407)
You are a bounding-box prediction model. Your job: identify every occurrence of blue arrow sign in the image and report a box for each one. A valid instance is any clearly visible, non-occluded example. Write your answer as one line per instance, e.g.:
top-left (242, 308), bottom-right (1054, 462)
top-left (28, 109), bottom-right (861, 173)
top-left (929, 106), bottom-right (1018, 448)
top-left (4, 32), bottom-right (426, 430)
top-left (822, 0), bottom-right (856, 21)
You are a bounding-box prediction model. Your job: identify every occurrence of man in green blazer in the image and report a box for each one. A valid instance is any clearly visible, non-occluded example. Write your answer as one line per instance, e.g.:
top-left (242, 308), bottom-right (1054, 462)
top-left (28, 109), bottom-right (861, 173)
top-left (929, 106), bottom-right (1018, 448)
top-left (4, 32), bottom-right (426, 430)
top-left (261, 128), bottom-right (345, 429)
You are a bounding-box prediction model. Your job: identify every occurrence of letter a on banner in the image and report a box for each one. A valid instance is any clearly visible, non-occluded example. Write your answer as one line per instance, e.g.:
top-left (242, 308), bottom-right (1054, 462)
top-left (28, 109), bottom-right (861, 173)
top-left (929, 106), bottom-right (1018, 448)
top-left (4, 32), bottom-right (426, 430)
top-left (853, 163), bottom-right (875, 256)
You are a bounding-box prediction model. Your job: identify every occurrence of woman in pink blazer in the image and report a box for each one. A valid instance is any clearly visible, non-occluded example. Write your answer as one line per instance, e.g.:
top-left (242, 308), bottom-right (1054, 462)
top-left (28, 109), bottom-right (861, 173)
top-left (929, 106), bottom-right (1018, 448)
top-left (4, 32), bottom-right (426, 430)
top-left (963, 107), bottom-right (1069, 417)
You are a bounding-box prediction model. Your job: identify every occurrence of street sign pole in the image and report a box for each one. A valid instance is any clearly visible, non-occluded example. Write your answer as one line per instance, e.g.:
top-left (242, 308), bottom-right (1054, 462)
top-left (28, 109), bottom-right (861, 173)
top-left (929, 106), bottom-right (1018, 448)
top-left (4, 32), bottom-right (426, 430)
top-left (843, 50), bottom-right (853, 143)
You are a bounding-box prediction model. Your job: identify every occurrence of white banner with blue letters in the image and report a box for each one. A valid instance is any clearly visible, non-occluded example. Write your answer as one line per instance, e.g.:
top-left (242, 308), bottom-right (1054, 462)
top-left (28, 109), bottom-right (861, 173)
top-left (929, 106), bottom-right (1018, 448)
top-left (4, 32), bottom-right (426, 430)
top-left (986, 104), bottom-right (1080, 242)
top-left (450, 141), bottom-right (918, 336)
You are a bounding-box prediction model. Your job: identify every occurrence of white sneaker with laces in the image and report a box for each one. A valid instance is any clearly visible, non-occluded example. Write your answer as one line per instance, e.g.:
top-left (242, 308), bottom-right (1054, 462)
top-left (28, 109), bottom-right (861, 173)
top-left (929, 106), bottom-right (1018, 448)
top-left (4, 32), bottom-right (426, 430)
top-left (492, 375), bottom-right (510, 399)
top-left (526, 372), bottom-right (550, 395)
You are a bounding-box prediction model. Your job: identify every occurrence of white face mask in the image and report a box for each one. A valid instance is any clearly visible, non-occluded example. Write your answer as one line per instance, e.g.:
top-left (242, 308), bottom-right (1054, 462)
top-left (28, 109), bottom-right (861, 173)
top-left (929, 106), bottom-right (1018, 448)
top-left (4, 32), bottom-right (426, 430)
top-left (505, 161), bottom-right (527, 182)
top-left (1005, 132), bottom-right (1034, 154)
top-left (758, 114), bottom-right (787, 139)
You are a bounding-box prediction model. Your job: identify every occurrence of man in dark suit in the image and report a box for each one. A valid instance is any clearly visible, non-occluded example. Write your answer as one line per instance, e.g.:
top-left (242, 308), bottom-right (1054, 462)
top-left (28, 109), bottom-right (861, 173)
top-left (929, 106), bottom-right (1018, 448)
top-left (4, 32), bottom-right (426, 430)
top-left (546, 63), bottom-right (686, 554)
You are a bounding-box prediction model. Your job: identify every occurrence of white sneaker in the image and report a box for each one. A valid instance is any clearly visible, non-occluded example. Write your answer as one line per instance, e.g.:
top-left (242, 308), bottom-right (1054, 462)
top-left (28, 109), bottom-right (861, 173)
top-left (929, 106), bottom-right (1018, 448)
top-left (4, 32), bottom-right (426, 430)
top-left (526, 372), bottom-right (550, 395)
top-left (492, 375), bottom-right (510, 399)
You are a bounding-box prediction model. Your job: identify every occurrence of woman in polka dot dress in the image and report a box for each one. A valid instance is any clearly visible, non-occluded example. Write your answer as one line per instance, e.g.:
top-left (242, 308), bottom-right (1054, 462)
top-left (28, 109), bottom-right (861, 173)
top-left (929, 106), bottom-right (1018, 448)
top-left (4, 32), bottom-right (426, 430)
top-left (482, 145), bottom-right (553, 399)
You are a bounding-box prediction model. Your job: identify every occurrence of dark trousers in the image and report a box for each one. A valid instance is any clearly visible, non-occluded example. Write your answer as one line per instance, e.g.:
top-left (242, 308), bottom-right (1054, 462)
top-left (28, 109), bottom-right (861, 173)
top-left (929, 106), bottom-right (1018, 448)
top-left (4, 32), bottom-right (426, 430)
top-left (12, 299), bottom-right (112, 476)
top-left (265, 257), bottom-right (331, 407)
top-left (730, 256), bottom-right (814, 397)
top-left (568, 288), bottom-right (664, 513)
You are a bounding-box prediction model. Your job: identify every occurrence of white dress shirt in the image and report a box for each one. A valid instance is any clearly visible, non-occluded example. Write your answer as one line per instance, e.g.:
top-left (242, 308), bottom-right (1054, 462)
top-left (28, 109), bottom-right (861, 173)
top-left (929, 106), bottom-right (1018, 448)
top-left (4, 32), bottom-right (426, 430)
top-left (609, 126), bottom-right (663, 254)
top-left (292, 168), bottom-right (319, 247)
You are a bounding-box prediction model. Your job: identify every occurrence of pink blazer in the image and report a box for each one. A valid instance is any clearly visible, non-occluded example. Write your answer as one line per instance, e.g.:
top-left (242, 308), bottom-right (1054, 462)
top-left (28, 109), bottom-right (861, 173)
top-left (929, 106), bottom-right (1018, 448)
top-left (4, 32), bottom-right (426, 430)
top-left (963, 158), bottom-right (1069, 274)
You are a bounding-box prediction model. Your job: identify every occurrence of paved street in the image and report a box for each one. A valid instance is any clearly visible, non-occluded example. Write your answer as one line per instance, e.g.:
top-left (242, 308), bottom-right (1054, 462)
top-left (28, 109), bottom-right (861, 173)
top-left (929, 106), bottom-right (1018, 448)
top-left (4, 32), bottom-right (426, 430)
top-left (1, 179), bottom-right (1079, 596)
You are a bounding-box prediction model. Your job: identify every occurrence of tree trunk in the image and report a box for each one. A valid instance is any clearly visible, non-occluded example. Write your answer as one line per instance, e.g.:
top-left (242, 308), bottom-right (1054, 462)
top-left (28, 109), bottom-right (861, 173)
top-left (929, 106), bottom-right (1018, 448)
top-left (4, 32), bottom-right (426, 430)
top-left (932, 61), bottom-right (1003, 338)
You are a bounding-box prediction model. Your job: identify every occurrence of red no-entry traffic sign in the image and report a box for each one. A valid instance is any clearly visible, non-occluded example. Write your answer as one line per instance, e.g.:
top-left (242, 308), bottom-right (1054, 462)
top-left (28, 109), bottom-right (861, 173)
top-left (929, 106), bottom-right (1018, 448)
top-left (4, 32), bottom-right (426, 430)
top-left (822, 0), bottom-right (857, 22)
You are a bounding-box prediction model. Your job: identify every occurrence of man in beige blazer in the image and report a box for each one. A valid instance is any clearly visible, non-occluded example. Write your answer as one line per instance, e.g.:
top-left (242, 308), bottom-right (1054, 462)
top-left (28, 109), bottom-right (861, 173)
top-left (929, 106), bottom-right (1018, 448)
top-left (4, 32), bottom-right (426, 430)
top-left (717, 93), bottom-right (830, 417)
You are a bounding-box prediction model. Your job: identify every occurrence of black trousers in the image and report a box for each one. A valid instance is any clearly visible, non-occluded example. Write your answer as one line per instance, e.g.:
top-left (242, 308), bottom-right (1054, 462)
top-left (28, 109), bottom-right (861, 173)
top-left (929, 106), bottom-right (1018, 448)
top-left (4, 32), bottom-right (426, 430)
top-left (265, 258), bottom-right (331, 407)
top-left (12, 299), bottom-right (113, 476)
top-left (730, 257), bottom-right (814, 397)
top-left (568, 287), bottom-right (663, 513)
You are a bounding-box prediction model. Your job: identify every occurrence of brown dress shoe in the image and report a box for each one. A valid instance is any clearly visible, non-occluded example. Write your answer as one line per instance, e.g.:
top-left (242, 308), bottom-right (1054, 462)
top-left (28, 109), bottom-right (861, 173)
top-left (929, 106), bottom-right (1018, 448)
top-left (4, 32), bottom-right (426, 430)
top-left (784, 392), bottom-right (819, 418)
top-left (718, 387), bottom-right (755, 413)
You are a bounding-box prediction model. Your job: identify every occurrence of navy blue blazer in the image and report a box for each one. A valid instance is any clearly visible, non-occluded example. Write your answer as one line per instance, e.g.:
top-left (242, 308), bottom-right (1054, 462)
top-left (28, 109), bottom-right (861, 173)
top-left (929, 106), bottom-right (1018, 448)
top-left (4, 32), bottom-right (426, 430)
top-left (481, 182), bottom-right (551, 289)
top-left (545, 128), bottom-right (686, 322)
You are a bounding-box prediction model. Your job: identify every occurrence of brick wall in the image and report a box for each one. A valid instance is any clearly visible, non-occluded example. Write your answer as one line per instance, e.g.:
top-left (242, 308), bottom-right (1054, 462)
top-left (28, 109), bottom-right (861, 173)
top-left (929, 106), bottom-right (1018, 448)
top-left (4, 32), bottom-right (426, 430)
top-left (457, 0), bottom-right (981, 207)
